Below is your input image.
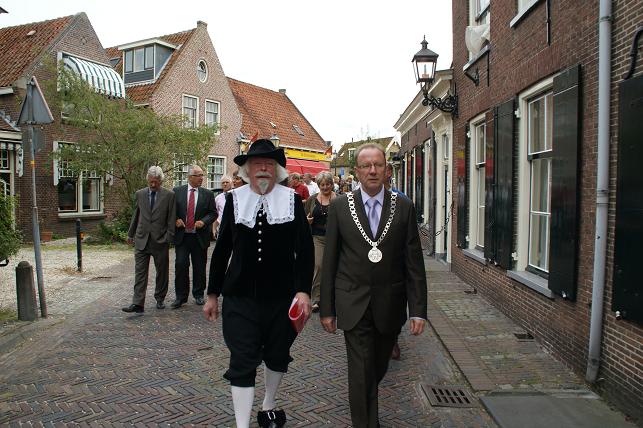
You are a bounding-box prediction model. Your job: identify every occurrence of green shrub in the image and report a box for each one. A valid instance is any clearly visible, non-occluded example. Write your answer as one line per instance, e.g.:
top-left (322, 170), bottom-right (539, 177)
top-left (0, 194), bottom-right (21, 260)
top-left (95, 206), bottom-right (133, 243)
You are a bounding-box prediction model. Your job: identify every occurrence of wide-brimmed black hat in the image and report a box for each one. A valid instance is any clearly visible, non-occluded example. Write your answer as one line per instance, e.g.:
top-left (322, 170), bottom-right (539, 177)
top-left (234, 139), bottom-right (286, 167)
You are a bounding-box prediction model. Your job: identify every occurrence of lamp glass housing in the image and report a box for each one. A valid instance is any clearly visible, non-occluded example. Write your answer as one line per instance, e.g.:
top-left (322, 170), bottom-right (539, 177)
top-left (412, 38), bottom-right (438, 85)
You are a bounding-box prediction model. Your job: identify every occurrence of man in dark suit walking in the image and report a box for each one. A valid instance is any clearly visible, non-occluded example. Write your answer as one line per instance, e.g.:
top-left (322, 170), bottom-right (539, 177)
top-left (172, 164), bottom-right (217, 308)
top-left (320, 143), bottom-right (427, 428)
top-left (123, 166), bottom-right (176, 313)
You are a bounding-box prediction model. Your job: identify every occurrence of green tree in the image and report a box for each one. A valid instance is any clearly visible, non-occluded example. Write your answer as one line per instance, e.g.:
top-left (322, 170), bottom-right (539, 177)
top-left (43, 63), bottom-right (218, 212)
top-left (0, 194), bottom-right (21, 260)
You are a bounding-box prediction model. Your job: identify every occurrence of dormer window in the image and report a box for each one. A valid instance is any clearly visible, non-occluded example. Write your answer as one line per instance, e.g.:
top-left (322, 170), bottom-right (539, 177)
top-left (198, 60), bottom-right (208, 82)
top-left (124, 46), bottom-right (154, 73)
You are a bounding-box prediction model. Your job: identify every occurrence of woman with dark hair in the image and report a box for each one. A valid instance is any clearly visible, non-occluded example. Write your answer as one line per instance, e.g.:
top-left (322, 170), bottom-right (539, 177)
top-left (304, 171), bottom-right (336, 312)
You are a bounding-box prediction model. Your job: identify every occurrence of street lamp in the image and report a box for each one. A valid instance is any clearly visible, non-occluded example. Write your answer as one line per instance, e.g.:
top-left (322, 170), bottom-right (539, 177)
top-left (270, 133), bottom-right (280, 148)
top-left (412, 36), bottom-right (458, 117)
top-left (332, 150), bottom-right (338, 176)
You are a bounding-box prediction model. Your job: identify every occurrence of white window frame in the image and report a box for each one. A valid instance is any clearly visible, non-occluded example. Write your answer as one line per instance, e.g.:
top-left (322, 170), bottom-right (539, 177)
top-left (53, 141), bottom-right (104, 217)
top-left (348, 148), bottom-right (356, 161)
top-left (468, 114), bottom-right (486, 250)
top-left (0, 148), bottom-right (13, 197)
top-left (470, 0), bottom-right (490, 25)
top-left (182, 94), bottom-right (199, 128)
top-left (197, 59), bottom-right (208, 83)
top-left (205, 99), bottom-right (220, 133)
top-left (173, 155), bottom-right (190, 187)
top-left (515, 77), bottom-right (554, 283)
top-left (207, 156), bottom-right (226, 189)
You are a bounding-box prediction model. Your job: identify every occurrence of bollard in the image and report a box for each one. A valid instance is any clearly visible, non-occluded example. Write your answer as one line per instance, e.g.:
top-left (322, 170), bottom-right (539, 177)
top-left (15, 261), bottom-right (37, 321)
top-left (76, 218), bottom-right (82, 272)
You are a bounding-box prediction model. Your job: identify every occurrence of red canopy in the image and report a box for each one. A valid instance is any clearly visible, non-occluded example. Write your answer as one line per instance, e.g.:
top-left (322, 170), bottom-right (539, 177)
top-left (286, 158), bottom-right (329, 176)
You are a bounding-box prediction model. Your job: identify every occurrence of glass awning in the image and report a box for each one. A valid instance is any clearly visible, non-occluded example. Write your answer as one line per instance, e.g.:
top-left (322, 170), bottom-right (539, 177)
top-left (63, 55), bottom-right (125, 98)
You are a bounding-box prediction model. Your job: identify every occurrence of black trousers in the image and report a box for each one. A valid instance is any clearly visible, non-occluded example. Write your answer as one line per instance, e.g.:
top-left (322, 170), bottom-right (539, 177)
top-left (174, 234), bottom-right (207, 301)
top-left (222, 295), bottom-right (297, 387)
top-left (344, 305), bottom-right (398, 428)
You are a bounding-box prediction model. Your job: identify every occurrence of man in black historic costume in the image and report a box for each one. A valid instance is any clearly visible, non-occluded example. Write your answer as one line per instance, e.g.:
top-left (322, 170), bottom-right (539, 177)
top-left (203, 139), bottom-right (314, 428)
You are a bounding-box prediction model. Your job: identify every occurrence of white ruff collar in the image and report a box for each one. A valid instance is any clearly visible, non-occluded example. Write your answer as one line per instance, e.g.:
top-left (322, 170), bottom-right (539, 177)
top-left (232, 184), bottom-right (295, 228)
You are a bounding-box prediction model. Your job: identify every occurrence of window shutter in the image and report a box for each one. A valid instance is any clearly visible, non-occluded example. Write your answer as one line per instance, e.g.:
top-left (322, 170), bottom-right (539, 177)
top-left (494, 99), bottom-right (515, 269)
top-left (484, 111), bottom-right (495, 260)
top-left (457, 126), bottom-right (469, 248)
top-left (612, 73), bottom-right (643, 325)
top-left (549, 64), bottom-right (581, 300)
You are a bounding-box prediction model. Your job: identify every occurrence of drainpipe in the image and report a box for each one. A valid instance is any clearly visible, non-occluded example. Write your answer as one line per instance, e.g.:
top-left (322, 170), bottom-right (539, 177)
top-left (586, 0), bottom-right (611, 383)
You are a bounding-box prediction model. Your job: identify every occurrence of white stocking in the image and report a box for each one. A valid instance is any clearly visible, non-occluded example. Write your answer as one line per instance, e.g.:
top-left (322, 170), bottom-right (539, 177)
top-left (231, 386), bottom-right (254, 428)
top-left (262, 366), bottom-right (284, 410)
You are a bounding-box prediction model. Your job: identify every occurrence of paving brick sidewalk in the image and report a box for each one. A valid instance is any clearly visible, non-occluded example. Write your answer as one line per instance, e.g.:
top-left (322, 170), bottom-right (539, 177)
top-left (0, 250), bottom-right (496, 427)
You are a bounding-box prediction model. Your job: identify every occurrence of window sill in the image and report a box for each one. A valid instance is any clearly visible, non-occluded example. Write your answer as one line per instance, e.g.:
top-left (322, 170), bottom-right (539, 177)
top-left (463, 248), bottom-right (487, 265)
top-left (507, 269), bottom-right (554, 298)
top-left (58, 212), bottom-right (106, 221)
top-left (463, 45), bottom-right (490, 73)
top-left (510, 0), bottom-right (543, 28)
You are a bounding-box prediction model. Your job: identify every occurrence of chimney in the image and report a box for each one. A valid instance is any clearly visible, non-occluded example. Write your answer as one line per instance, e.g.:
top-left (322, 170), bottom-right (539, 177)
top-left (197, 20), bottom-right (207, 28)
top-left (278, 89), bottom-right (286, 94)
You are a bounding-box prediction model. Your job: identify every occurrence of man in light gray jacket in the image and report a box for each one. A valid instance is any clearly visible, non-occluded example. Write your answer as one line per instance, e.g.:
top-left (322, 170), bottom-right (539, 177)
top-left (122, 166), bottom-right (176, 313)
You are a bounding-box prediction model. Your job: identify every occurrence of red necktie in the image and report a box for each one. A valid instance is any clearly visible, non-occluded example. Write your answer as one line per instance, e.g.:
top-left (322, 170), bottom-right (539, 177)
top-left (186, 188), bottom-right (196, 231)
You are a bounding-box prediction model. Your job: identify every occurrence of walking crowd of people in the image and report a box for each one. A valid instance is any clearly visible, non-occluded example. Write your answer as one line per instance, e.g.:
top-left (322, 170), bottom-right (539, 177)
top-left (121, 139), bottom-right (427, 428)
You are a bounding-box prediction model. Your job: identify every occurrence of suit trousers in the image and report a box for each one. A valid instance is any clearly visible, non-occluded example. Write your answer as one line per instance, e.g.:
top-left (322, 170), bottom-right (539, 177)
top-left (174, 234), bottom-right (207, 301)
top-left (310, 235), bottom-right (325, 304)
top-left (344, 305), bottom-right (398, 428)
top-left (132, 238), bottom-right (169, 306)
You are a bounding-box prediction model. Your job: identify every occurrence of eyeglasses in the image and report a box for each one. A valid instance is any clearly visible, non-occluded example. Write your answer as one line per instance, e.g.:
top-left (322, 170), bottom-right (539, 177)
top-left (356, 162), bottom-right (386, 171)
top-left (190, 174), bottom-right (204, 177)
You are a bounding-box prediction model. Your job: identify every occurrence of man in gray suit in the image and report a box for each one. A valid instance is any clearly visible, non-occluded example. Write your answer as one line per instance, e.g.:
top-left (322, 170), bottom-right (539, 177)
top-left (122, 166), bottom-right (176, 313)
top-left (320, 143), bottom-right (427, 428)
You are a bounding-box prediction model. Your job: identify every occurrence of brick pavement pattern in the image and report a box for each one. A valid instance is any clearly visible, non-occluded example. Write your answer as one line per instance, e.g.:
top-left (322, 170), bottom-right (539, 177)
top-left (0, 252), bottom-right (496, 427)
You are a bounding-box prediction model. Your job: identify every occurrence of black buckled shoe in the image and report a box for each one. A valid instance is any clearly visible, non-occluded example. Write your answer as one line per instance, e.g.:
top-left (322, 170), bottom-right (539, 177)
top-left (257, 409), bottom-right (286, 428)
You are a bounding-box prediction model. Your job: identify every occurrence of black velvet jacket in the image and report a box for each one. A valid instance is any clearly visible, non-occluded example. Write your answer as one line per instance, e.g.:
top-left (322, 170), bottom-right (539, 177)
top-left (207, 191), bottom-right (314, 299)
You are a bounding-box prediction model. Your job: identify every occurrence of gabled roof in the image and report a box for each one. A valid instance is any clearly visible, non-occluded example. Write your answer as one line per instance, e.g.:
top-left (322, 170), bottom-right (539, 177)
top-left (106, 29), bottom-right (195, 104)
top-left (0, 15), bottom-right (74, 87)
top-left (227, 77), bottom-right (327, 152)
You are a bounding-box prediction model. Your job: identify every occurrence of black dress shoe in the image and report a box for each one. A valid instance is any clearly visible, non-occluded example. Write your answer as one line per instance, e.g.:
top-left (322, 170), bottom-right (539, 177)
top-left (257, 409), bottom-right (286, 428)
top-left (122, 304), bottom-right (144, 313)
top-left (171, 299), bottom-right (185, 309)
top-left (195, 297), bottom-right (205, 306)
top-left (156, 301), bottom-right (165, 309)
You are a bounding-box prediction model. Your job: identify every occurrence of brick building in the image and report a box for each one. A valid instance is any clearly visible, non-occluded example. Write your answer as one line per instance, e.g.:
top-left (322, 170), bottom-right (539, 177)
top-left (0, 13), bottom-right (125, 237)
top-left (395, 70), bottom-right (454, 261)
top-left (447, 0), bottom-right (642, 421)
top-left (106, 21), bottom-right (242, 190)
top-left (228, 78), bottom-right (330, 176)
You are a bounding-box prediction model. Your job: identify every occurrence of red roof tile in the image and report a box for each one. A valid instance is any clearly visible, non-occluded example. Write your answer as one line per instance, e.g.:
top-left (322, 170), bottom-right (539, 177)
top-left (227, 77), bottom-right (327, 152)
top-left (0, 15), bottom-right (74, 87)
top-left (106, 29), bottom-right (195, 104)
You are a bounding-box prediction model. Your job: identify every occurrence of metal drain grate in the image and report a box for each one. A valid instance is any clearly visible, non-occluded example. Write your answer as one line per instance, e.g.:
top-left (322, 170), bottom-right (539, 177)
top-left (421, 384), bottom-right (477, 408)
top-left (514, 332), bottom-right (534, 341)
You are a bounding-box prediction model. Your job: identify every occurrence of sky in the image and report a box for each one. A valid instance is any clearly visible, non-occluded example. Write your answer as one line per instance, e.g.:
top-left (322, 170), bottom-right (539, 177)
top-left (1, 0), bottom-right (452, 150)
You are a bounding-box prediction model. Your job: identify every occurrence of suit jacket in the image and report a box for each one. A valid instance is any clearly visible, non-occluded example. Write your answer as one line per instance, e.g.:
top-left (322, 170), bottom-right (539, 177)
top-left (173, 185), bottom-right (217, 249)
top-left (320, 188), bottom-right (427, 334)
top-left (128, 187), bottom-right (176, 251)
top-left (207, 191), bottom-right (314, 299)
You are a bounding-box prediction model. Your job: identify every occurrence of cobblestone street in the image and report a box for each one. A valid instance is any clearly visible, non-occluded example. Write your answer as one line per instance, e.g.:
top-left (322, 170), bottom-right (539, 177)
top-left (0, 249), bottom-right (496, 427)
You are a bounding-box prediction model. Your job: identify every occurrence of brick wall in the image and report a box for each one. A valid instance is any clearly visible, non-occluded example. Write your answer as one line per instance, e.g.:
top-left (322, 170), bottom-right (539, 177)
top-left (9, 13), bottom-right (123, 238)
top-left (450, 0), bottom-right (641, 421)
top-left (151, 21), bottom-right (242, 181)
top-left (599, 0), bottom-right (643, 418)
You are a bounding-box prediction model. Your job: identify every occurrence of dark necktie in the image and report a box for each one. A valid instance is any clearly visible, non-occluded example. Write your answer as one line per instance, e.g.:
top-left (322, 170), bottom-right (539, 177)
top-left (186, 188), bottom-right (196, 231)
top-left (150, 191), bottom-right (156, 210)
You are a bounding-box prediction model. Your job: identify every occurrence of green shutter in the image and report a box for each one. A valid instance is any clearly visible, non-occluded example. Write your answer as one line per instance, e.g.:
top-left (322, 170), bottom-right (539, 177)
top-left (494, 99), bottom-right (515, 269)
top-left (612, 73), bottom-right (643, 325)
top-left (457, 126), bottom-right (469, 248)
top-left (549, 65), bottom-right (581, 300)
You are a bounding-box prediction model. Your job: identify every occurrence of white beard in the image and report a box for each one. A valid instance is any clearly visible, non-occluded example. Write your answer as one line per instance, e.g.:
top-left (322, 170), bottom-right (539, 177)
top-left (257, 178), bottom-right (271, 194)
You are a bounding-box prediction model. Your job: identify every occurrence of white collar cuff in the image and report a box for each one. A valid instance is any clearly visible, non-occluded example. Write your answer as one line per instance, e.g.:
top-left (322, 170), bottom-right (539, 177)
top-left (232, 184), bottom-right (295, 228)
